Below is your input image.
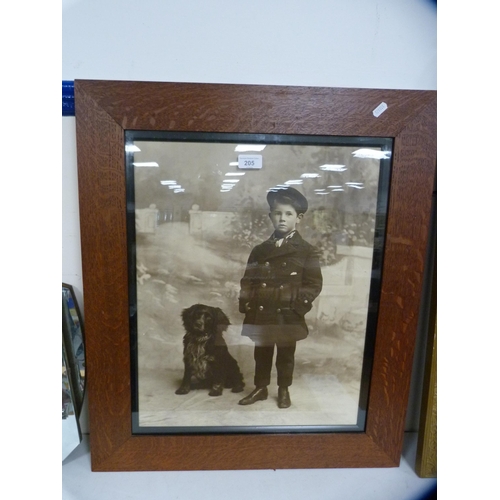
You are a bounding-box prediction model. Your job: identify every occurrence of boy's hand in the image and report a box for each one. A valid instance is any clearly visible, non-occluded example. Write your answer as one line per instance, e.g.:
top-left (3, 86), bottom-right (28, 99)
top-left (239, 300), bottom-right (250, 314)
top-left (292, 296), bottom-right (313, 316)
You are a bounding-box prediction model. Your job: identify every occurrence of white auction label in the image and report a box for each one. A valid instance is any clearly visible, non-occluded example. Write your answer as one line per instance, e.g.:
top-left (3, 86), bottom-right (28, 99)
top-left (238, 154), bottom-right (263, 169)
top-left (372, 102), bottom-right (388, 117)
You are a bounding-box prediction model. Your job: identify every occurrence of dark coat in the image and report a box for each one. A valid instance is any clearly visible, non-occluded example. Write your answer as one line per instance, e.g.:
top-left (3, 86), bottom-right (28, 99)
top-left (239, 231), bottom-right (323, 344)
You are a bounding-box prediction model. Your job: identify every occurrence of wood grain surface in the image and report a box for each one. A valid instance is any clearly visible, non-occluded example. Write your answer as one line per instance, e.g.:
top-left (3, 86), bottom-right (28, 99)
top-left (74, 80), bottom-right (436, 471)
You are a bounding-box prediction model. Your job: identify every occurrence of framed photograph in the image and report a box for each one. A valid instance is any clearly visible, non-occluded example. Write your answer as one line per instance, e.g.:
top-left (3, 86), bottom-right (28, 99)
top-left (129, 131), bottom-right (391, 435)
top-left (74, 80), bottom-right (436, 471)
top-left (416, 242), bottom-right (437, 478)
top-left (62, 283), bottom-right (86, 460)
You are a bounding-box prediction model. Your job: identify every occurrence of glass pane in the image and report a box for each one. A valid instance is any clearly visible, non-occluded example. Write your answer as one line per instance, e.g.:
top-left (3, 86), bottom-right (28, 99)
top-left (125, 132), bottom-right (392, 435)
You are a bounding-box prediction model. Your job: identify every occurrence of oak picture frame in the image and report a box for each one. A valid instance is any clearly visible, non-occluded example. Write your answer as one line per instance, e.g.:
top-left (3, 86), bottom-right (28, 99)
top-left (74, 80), bottom-right (436, 471)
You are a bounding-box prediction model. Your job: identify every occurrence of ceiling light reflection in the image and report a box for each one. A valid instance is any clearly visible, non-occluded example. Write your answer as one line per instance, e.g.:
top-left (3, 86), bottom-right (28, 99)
top-left (235, 145), bottom-right (266, 152)
top-left (351, 149), bottom-right (391, 159)
top-left (319, 164), bottom-right (347, 172)
top-left (133, 162), bottom-right (159, 167)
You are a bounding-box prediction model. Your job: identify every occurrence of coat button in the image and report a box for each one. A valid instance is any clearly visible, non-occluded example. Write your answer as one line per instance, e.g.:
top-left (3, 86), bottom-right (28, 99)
top-left (261, 283), bottom-right (267, 288)
top-left (264, 262), bottom-right (270, 266)
top-left (277, 308), bottom-right (281, 313)
top-left (281, 262), bottom-right (287, 267)
top-left (259, 306), bottom-right (264, 311)
top-left (304, 299), bottom-right (308, 303)
top-left (279, 285), bottom-right (284, 290)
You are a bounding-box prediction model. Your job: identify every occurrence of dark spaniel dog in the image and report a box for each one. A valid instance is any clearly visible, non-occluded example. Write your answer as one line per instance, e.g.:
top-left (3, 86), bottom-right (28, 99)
top-left (175, 304), bottom-right (245, 397)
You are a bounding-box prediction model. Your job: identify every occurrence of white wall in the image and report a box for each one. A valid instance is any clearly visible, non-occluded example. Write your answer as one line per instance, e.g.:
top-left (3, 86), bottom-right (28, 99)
top-left (62, 0), bottom-right (436, 493)
top-left (62, 0), bottom-right (436, 89)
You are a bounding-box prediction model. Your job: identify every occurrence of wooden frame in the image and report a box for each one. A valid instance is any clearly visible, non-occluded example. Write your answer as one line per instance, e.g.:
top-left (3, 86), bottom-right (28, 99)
top-left (74, 80), bottom-right (436, 471)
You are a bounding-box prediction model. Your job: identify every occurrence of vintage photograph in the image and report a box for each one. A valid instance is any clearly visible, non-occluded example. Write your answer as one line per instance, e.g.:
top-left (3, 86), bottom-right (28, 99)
top-left (127, 133), bottom-right (391, 434)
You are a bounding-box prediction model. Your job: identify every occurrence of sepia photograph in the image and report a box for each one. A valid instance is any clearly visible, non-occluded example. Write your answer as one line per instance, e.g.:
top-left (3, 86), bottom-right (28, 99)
top-left (127, 133), bottom-right (392, 434)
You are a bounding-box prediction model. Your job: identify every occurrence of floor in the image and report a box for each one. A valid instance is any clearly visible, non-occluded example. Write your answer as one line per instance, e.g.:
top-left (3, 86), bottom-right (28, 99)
top-left (137, 330), bottom-right (363, 430)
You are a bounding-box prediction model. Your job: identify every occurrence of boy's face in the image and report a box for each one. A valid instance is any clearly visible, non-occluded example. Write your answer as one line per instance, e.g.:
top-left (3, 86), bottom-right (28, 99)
top-left (269, 202), bottom-right (303, 237)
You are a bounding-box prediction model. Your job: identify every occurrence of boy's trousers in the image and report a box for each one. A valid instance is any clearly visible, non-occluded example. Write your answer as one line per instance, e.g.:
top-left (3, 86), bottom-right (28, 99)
top-left (253, 342), bottom-right (297, 388)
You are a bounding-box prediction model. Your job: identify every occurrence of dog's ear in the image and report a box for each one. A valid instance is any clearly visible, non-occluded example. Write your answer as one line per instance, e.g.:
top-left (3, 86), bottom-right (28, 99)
top-left (214, 307), bottom-right (230, 327)
top-left (181, 305), bottom-right (195, 326)
top-left (213, 307), bottom-right (230, 344)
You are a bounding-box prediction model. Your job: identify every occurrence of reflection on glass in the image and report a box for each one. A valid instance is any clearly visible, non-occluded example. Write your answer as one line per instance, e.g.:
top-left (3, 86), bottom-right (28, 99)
top-left (62, 285), bottom-right (85, 413)
top-left (62, 284), bottom-right (85, 460)
top-left (62, 341), bottom-right (81, 460)
top-left (62, 347), bottom-right (74, 420)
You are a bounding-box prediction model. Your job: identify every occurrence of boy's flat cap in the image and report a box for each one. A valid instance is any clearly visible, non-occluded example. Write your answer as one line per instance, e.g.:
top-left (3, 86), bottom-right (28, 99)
top-left (267, 186), bottom-right (308, 213)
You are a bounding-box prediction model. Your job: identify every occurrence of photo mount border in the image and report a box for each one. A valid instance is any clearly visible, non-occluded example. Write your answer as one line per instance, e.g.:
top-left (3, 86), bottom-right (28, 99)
top-left (74, 80), bottom-right (436, 471)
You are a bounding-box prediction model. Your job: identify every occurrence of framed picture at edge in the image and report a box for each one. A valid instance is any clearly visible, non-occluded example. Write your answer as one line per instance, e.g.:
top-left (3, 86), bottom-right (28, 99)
top-left (74, 80), bottom-right (436, 471)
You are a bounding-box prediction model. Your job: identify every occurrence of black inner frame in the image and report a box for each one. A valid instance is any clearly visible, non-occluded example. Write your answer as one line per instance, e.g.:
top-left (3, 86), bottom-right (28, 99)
top-left (126, 131), bottom-right (393, 435)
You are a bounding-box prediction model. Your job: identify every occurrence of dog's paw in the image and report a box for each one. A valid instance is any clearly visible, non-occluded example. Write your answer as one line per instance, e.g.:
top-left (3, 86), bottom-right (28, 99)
top-left (209, 385), bottom-right (223, 397)
top-left (175, 386), bottom-right (190, 395)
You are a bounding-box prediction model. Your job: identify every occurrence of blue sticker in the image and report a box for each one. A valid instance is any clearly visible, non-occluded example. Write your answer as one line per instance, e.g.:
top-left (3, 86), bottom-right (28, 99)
top-left (62, 81), bottom-right (75, 116)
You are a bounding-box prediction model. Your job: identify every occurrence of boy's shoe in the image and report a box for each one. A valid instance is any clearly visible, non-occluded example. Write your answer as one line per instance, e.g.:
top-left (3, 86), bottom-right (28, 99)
top-left (238, 386), bottom-right (268, 405)
top-left (278, 387), bottom-right (291, 408)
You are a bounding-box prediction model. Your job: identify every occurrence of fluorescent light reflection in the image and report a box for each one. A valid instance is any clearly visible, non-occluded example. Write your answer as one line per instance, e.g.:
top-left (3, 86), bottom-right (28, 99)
top-left (225, 172), bottom-right (245, 176)
top-left (284, 180), bottom-right (303, 185)
top-left (133, 162), bottom-right (159, 167)
top-left (319, 164), bottom-right (347, 172)
top-left (160, 180), bottom-right (177, 185)
top-left (345, 182), bottom-right (364, 189)
top-left (351, 149), bottom-right (391, 159)
top-left (125, 145), bottom-right (141, 152)
top-left (301, 173), bottom-right (321, 178)
top-left (229, 162), bottom-right (239, 166)
top-left (235, 145), bottom-right (266, 152)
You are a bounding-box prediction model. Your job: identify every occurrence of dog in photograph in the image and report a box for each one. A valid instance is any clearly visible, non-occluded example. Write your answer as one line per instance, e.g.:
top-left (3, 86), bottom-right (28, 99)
top-left (175, 304), bottom-right (245, 397)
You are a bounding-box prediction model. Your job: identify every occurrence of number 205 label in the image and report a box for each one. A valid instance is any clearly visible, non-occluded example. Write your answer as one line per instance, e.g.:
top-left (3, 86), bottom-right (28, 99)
top-left (238, 154), bottom-right (263, 170)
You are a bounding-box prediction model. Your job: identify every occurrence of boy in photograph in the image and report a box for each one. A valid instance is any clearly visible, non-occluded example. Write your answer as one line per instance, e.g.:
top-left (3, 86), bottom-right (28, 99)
top-left (238, 186), bottom-right (323, 408)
